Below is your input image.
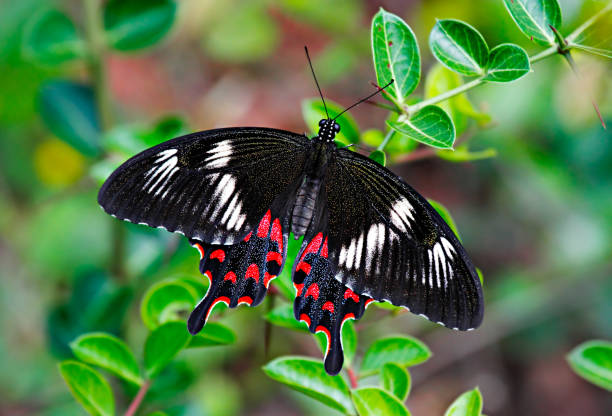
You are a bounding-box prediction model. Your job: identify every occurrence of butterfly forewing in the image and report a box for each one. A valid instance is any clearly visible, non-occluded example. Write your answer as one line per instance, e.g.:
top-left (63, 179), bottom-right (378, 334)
top-left (98, 127), bottom-right (310, 244)
top-left (322, 148), bottom-right (483, 330)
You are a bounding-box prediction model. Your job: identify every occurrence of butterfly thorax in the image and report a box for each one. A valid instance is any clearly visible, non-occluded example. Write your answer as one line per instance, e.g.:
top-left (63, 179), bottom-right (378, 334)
top-left (313, 118), bottom-right (340, 143)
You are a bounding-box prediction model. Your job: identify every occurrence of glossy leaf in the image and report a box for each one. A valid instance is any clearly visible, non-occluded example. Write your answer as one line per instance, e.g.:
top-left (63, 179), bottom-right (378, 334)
top-left (502, 0), bottom-right (562, 46)
top-left (103, 0), bottom-right (177, 51)
top-left (384, 113), bottom-right (420, 155)
top-left (360, 336), bottom-right (431, 377)
top-left (369, 149), bottom-right (386, 166)
top-left (444, 388), bottom-right (483, 416)
top-left (352, 387), bottom-right (411, 416)
top-left (38, 80), bottom-right (101, 157)
top-left (302, 98), bottom-right (359, 144)
top-left (188, 322), bottom-right (236, 348)
top-left (262, 356), bottom-right (353, 414)
top-left (265, 303), bottom-right (308, 332)
top-left (140, 278), bottom-right (200, 330)
top-left (567, 340), bottom-right (612, 391)
top-left (22, 9), bottom-right (85, 64)
top-left (429, 19), bottom-right (489, 76)
top-left (428, 199), bottom-right (461, 241)
top-left (387, 106), bottom-right (455, 149)
top-left (70, 333), bottom-right (143, 386)
top-left (381, 363), bottom-right (411, 401)
top-left (484, 44), bottom-right (530, 83)
top-left (144, 321), bottom-right (191, 378)
top-left (58, 361), bottom-right (114, 416)
top-left (342, 320), bottom-right (358, 366)
top-left (371, 8), bottom-right (420, 103)
top-left (437, 145), bottom-right (497, 163)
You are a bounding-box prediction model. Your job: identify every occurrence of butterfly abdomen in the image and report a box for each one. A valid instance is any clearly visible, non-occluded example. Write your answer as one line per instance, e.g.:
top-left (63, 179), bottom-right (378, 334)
top-left (291, 177), bottom-right (321, 237)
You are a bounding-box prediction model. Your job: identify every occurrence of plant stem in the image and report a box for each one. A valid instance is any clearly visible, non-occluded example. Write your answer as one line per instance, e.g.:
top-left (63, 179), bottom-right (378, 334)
top-left (83, 0), bottom-right (126, 279)
top-left (125, 380), bottom-right (151, 416)
top-left (566, 3), bottom-right (612, 43)
top-left (346, 367), bottom-right (359, 389)
top-left (376, 130), bottom-right (394, 151)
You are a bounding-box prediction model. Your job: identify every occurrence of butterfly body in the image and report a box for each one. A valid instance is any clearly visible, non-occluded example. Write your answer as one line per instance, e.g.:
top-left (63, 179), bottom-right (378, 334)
top-left (99, 119), bottom-right (483, 375)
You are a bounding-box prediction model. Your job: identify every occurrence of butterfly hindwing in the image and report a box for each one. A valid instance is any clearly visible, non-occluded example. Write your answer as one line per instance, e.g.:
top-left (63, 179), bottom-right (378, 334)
top-left (188, 209), bottom-right (289, 334)
top-left (98, 127), bottom-right (309, 244)
top-left (321, 149), bottom-right (483, 331)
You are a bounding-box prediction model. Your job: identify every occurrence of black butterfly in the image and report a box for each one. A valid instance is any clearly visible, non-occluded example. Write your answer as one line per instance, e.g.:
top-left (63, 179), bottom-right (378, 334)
top-left (98, 51), bottom-right (483, 376)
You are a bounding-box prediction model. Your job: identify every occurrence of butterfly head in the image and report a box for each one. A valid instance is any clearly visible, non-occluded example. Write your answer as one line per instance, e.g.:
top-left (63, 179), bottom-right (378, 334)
top-left (317, 119), bottom-right (341, 143)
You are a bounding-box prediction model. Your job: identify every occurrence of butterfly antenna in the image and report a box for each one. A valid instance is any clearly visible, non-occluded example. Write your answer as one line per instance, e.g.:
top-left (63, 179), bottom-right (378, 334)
top-left (333, 79), bottom-right (395, 121)
top-left (304, 46), bottom-right (329, 119)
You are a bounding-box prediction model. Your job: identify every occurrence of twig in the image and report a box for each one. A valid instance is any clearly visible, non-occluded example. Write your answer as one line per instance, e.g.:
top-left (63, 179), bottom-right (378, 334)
top-left (346, 367), bottom-right (359, 389)
top-left (125, 380), bottom-right (151, 416)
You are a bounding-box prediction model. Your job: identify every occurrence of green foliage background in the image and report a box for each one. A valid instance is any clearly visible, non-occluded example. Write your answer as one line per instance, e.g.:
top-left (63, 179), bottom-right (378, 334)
top-left (1, 0), bottom-right (611, 415)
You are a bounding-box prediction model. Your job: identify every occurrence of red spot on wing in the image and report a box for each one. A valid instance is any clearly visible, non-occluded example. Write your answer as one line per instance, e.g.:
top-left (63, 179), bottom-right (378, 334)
top-left (245, 264), bottom-right (259, 282)
top-left (244, 231), bottom-right (252, 242)
top-left (315, 325), bottom-right (332, 355)
top-left (270, 218), bottom-right (283, 251)
top-left (344, 288), bottom-right (360, 303)
top-left (296, 261), bottom-right (311, 275)
top-left (299, 313), bottom-right (311, 327)
top-left (365, 299), bottom-right (374, 308)
top-left (266, 251), bottom-right (283, 265)
top-left (210, 249), bottom-right (225, 262)
top-left (294, 283), bottom-right (304, 296)
top-left (238, 296), bottom-right (253, 305)
top-left (322, 301), bottom-right (335, 313)
top-left (300, 233), bottom-right (323, 261)
top-left (193, 243), bottom-right (205, 259)
top-left (257, 210), bottom-right (271, 238)
top-left (342, 313), bottom-right (355, 323)
top-left (321, 237), bottom-right (328, 258)
top-left (224, 271), bottom-right (237, 284)
top-left (203, 270), bottom-right (212, 283)
top-left (263, 272), bottom-right (275, 287)
top-left (205, 296), bottom-right (230, 322)
top-left (305, 283), bottom-right (320, 300)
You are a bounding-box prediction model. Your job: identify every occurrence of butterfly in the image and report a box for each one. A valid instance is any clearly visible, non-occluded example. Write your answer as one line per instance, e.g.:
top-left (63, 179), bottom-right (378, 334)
top-left (98, 49), bottom-right (483, 376)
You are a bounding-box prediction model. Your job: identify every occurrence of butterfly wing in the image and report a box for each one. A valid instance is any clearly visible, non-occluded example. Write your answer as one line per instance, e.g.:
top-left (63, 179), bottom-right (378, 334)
top-left (98, 127), bottom-right (310, 244)
top-left (322, 148), bottom-right (483, 331)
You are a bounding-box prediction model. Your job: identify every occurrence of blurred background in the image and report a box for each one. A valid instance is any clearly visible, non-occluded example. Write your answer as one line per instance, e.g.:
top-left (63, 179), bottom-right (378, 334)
top-left (1, 0), bottom-right (611, 415)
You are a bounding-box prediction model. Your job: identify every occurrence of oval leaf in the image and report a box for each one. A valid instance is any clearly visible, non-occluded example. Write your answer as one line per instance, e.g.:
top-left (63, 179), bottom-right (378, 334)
top-left (262, 356), bottom-right (353, 414)
top-left (70, 333), bottom-right (143, 386)
top-left (371, 8), bottom-right (420, 102)
top-left (352, 387), bottom-right (411, 416)
top-left (144, 321), bottom-right (191, 378)
top-left (58, 361), bottom-right (115, 416)
top-left (369, 149), bottom-right (386, 166)
top-left (188, 322), bottom-right (236, 348)
top-left (140, 278), bottom-right (200, 330)
top-left (387, 105), bottom-right (455, 149)
top-left (265, 303), bottom-right (309, 332)
top-left (444, 388), bottom-right (483, 416)
top-left (429, 19), bottom-right (489, 76)
top-left (302, 98), bottom-right (359, 144)
top-left (22, 9), bottom-right (85, 65)
top-left (484, 44), bottom-right (530, 83)
top-left (428, 199), bottom-right (461, 241)
top-left (38, 80), bottom-right (101, 157)
top-left (567, 340), bottom-right (612, 391)
top-left (381, 363), bottom-right (411, 401)
top-left (103, 0), bottom-right (177, 51)
top-left (503, 0), bottom-right (562, 46)
top-left (361, 336), bottom-right (431, 377)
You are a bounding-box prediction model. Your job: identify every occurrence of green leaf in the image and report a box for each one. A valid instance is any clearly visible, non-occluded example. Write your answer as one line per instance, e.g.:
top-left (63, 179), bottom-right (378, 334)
top-left (70, 333), bottom-right (143, 386)
top-left (188, 322), bottom-right (236, 348)
top-left (147, 412), bottom-right (168, 416)
top-left (484, 44), bottom-right (530, 83)
top-left (58, 361), bottom-right (115, 416)
top-left (262, 356), bottom-right (354, 414)
top-left (22, 9), bottom-right (85, 65)
top-left (437, 145), bottom-right (497, 163)
top-left (273, 236), bottom-right (303, 301)
top-left (140, 278), bottom-right (200, 330)
top-left (103, 0), bottom-right (177, 51)
top-left (38, 80), bottom-right (101, 157)
top-left (369, 150), bottom-right (386, 166)
top-left (144, 321), bottom-right (191, 378)
top-left (302, 98), bottom-right (359, 144)
top-left (567, 340), bottom-right (612, 391)
top-left (387, 106), bottom-right (455, 149)
top-left (502, 0), bottom-right (562, 46)
top-left (384, 113), bottom-right (420, 156)
top-left (444, 388), bottom-right (483, 416)
top-left (360, 336), bottom-right (431, 377)
top-left (371, 8), bottom-right (420, 103)
top-left (361, 129), bottom-right (385, 147)
top-left (428, 199), bottom-right (461, 241)
top-left (381, 363), bottom-right (411, 401)
top-left (342, 320), bottom-right (358, 366)
top-left (352, 387), bottom-right (411, 416)
top-left (265, 303), bottom-right (308, 332)
top-left (429, 19), bottom-right (489, 76)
